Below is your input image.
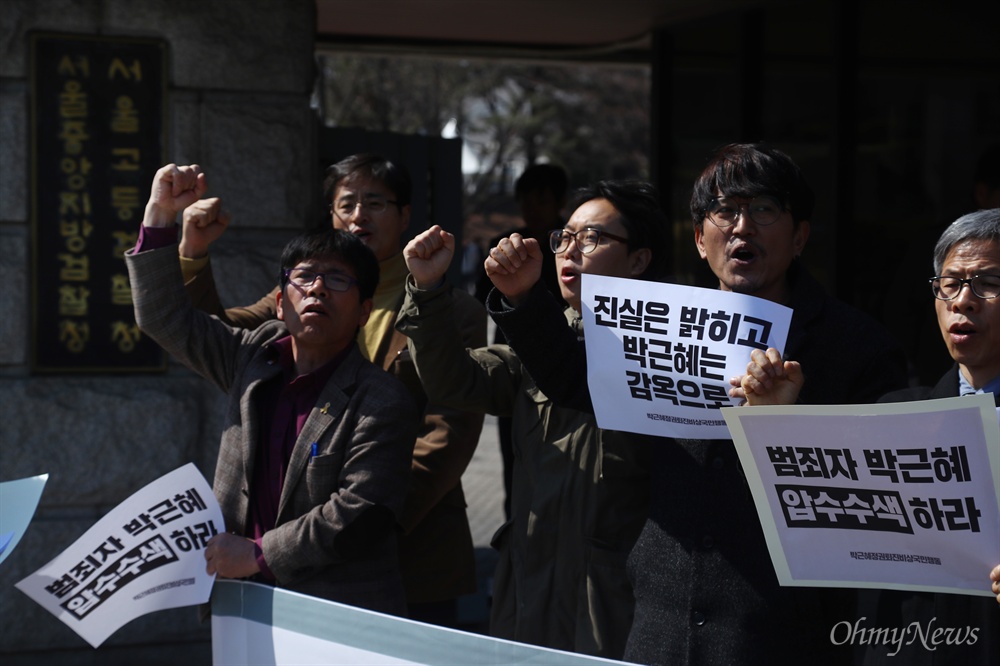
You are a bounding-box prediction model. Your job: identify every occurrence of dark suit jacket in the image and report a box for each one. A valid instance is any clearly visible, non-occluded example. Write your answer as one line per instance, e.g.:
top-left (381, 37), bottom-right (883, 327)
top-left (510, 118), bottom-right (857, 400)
top-left (488, 263), bottom-right (911, 665)
top-left (128, 245), bottom-right (418, 615)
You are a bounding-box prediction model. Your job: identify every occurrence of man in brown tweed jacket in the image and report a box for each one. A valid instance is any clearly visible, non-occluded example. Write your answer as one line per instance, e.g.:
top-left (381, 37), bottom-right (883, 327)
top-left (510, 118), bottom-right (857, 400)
top-left (126, 163), bottom-right (417, 615)
top-left (176, 154), bottom-right (486, 626)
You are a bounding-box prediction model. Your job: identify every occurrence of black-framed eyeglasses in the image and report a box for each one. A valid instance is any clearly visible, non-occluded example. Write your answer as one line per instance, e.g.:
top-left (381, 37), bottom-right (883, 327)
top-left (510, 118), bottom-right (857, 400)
top-left (704, 195), bottom-right (787, 228)
top-left (283, 268), bottom-right (358, 292)
top-left (929, 274), bottom-right (1000, 300)
top-left (332, 195), bottom-right (398, 219)
top-left (549, 227), bottom-right (629, 255)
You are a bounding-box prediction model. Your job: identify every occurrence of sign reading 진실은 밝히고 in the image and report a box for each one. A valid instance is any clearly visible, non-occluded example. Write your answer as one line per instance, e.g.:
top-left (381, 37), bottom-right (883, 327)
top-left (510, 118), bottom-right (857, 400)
top-left (581, 274), bottom-right (793, 440)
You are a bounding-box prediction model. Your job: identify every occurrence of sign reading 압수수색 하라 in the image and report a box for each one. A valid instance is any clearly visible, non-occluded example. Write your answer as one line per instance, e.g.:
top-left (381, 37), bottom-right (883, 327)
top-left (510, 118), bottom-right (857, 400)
top-left (16, 464), bottom-right (223, 647)
top-left (723, 394), bottom-right (1000, 596)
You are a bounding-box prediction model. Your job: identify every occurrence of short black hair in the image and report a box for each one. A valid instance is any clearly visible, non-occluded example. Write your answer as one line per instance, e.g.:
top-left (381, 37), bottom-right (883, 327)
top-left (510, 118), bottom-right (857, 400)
top-left (568, 179), bottom-right (670, 281)
top-left (690, 143), bottom-right (815, 229)
top-left (323, 153), bottom-right (412, 209)
top-left (279, 228), bottom-right (379, 302)
top-left (515, 163), bottom-right (569, 202)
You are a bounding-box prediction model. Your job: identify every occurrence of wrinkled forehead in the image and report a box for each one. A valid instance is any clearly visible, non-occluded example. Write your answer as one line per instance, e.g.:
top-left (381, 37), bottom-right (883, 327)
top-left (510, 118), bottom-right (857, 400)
top-left (942, 238), bottom-right (1000, 268)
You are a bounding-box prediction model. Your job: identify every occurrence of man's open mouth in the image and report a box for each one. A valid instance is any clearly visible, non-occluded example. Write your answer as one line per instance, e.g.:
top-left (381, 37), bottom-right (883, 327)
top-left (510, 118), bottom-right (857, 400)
top-left (730, 242), bottom-right (757, 262)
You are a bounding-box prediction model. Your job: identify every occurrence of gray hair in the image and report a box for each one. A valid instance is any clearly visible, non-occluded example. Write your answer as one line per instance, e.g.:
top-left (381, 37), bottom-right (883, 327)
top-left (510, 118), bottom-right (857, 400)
top-left (933, 208), bottom-right (1000, 274)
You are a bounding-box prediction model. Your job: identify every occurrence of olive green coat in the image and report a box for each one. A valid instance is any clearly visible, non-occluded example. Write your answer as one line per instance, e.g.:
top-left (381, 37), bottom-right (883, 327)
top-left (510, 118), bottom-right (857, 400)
top-left (397, 278), bottom-right (651, 659)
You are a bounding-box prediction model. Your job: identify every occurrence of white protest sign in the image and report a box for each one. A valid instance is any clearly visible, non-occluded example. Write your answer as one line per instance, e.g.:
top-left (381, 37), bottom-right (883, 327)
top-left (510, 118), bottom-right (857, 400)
top-left (0, 474), bottom-right (48, 565)
top-left (16, 463), bottom-right (224, 647)
top-left (582, 274), bottom-right (793, 439)
top-left (723, 394), bottom-right (1000, 596)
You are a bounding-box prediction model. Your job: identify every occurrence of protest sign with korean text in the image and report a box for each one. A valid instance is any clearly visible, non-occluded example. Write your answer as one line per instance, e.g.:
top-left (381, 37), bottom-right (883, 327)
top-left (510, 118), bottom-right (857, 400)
top-left (16, 463), bottom-right (223, 647)
top-left (723, 395), bottom-right (1000, 596)
top-left (582, 274), bottom-right (793, 439)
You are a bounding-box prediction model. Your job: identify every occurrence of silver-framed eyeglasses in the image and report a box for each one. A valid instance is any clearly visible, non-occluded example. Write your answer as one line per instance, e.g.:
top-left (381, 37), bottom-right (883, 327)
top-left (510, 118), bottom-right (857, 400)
top-left (549, 227), bottom-right (629, 255)
top-left (704, 195), bottom-right (786, 228)
top-left (929, 274), bottom-right (1000, 300)
top-left (332, 194), bottom-right (398, 219)
top-left (284, 268), bottom-right (358, 292)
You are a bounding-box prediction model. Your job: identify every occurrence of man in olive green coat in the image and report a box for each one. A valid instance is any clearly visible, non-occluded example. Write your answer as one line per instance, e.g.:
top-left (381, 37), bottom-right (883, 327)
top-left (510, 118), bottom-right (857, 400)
top-left (397, 179), bottom-right (669, 657)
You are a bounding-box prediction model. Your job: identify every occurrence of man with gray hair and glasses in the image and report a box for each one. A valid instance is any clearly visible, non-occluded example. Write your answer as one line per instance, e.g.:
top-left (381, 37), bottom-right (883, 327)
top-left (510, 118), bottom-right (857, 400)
top-left (745, 209), bottom-right (1000, 663)
top-left (860, 209), bottom-right (1000, 664)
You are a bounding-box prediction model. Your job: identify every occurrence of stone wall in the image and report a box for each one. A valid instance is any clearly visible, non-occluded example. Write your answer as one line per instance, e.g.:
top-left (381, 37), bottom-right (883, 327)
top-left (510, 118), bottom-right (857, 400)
top-left (0, 1), bottom-right (318, 662)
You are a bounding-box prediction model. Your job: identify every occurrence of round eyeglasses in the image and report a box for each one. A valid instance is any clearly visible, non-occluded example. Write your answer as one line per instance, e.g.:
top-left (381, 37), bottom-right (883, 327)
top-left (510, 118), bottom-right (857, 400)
top-left (704, 195), bottom-right (786, 228)
top-left (929, 275), bottom-right (1000, 300)
top-left (549, 227), bottom-right (629, 255)
top-left (332, 195), bottom-right (398, 220)
top-left (284, 268), bottom-right (358, 292)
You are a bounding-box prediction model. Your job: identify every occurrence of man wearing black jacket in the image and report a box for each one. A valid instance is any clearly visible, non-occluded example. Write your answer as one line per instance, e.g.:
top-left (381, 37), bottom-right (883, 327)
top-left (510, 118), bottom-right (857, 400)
top-left (479, 143), bottom-right (909, 665)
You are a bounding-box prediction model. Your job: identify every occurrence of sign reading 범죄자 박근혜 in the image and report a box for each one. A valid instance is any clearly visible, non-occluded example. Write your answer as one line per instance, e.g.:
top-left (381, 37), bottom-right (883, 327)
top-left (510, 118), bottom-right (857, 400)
top-left (16, 463), bottom-right (223, 647)
top-left (723, 394), bottom-right (1000, 596)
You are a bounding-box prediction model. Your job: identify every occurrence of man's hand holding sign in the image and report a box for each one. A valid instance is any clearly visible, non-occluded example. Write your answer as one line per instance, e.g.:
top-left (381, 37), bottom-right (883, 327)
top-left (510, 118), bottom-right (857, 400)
top-left (737, 347), bottom-right (804, 406)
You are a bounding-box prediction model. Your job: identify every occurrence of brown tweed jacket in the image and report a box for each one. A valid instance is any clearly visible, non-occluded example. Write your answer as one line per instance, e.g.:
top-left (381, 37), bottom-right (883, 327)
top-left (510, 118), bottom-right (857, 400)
top-left (127, 245), bottom-right (418, 615)
top-left (182, 254), bottom-right (486, 604)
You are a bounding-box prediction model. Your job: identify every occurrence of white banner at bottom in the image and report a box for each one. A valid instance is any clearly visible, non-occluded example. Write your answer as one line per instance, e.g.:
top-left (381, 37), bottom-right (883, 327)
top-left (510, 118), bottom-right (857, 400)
top-left (211, 580), bottom-right (625, 665)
